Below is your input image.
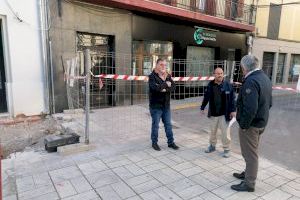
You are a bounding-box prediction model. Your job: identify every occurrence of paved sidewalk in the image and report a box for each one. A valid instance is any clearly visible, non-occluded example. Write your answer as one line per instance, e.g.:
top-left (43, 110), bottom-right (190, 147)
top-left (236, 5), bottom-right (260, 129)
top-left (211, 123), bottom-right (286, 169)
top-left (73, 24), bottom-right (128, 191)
top-left (2, 106), bottom-right (300, 200)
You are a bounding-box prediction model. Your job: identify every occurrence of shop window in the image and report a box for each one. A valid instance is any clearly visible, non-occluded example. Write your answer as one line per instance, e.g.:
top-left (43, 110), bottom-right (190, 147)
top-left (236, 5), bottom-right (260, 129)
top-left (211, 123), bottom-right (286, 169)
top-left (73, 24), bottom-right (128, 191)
top-left (288, 54), bottom-right (300, 83)
top-left (262, 52), bottom-right (275, 80)
top-left (133, 41), bottom-right (173, 76)
top-left (276, 53), bottom-right (285, 83)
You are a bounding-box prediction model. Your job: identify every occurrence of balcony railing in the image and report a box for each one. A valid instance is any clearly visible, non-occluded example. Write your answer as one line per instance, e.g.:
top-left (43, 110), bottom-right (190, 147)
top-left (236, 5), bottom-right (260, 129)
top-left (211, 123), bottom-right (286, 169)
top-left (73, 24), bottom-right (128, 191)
top-left (151, 0), bottom-right (256, 25)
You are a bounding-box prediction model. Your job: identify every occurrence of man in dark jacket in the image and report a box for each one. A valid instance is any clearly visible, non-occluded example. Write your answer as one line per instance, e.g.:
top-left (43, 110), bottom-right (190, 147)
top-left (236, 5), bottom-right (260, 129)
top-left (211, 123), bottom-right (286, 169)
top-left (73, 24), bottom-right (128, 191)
top-left (200, 67), bottom-right (236, 158)
top-left (231, 55), bottom-right (272, 192)
top-left (148, 58), bottom-right (179, 151)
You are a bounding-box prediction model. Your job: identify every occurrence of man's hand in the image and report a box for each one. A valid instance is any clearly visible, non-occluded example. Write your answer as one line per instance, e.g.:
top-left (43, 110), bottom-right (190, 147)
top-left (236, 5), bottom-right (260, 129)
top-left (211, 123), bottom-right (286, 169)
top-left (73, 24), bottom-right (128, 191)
top-left (166, 81), bottom-right (172, 87)
top-left (230, 112), bottom-right (236, 119)
top-left (161, 89), bottom-right (166, 92)
top-left (200, 109), bottom-right (205, 115)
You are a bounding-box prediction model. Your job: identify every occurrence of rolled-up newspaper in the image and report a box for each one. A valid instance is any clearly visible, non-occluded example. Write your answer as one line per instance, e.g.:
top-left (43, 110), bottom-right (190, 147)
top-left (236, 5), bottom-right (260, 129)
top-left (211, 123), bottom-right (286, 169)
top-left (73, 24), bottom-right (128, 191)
top-left (228, 117), bottom-right (237, 128)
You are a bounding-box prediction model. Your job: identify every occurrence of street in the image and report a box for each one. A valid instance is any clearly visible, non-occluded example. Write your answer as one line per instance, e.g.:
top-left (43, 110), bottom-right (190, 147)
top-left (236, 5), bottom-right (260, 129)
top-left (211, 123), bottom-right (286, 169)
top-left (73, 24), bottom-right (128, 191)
top-left (172, 93), bottom-right (300, 171)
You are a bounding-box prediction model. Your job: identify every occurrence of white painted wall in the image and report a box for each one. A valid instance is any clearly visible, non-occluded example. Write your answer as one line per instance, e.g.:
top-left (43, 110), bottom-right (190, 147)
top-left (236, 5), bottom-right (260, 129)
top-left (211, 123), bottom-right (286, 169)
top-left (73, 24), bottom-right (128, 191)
top-left (0, 0), bottom-right (45, 116)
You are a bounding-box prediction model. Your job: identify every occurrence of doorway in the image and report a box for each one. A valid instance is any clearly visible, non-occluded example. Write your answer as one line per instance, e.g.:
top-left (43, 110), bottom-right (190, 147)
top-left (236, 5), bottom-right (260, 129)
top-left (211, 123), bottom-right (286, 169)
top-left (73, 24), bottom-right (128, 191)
top-left (0, 19), bottom-right (8, 113)
top-left (262, 52), bottom-right (275, 80)
top-left (76, 32), bottom-right (115, 108)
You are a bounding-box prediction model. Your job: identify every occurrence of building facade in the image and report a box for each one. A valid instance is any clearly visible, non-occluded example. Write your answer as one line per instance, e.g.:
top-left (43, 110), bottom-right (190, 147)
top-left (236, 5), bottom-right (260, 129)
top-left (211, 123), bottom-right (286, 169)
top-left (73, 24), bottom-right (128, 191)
top-left (0, 0), bottom-right (48, 117)
top-left (252, 0), bottom-right (300, 85)
top-left (48, 0), bottom-right (256, 112)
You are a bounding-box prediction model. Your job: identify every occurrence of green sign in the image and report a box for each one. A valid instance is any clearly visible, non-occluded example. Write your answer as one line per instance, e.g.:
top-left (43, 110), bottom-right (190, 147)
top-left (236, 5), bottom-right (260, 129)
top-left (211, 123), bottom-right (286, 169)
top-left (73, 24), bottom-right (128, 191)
top-left (194, 28), bottom-right (217, 45)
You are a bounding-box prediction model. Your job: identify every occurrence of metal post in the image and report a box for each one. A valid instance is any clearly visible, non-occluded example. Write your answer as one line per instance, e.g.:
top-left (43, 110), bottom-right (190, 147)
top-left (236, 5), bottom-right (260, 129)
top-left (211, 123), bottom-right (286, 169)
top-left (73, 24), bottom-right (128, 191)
top-left (231, 61), bottom-right (236, 82)
top-left (84, 49), bottom-right (90, 144)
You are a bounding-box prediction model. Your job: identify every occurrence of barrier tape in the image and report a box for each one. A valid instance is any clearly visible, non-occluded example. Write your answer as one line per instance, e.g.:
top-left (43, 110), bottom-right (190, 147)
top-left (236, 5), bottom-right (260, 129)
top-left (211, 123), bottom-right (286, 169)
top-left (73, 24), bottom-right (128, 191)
top-left (233, 82), bottom-right (298, 92)
top-left (93, 74), bottom-right (215, 81)
top-left (64, 73), bottom-right (299, 93)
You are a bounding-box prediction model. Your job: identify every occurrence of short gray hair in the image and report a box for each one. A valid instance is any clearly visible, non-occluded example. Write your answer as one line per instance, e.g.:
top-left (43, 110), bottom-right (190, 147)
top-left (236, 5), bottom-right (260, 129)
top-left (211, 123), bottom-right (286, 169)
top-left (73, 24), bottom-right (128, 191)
top-left (240, 55), bottom-right (259, 71)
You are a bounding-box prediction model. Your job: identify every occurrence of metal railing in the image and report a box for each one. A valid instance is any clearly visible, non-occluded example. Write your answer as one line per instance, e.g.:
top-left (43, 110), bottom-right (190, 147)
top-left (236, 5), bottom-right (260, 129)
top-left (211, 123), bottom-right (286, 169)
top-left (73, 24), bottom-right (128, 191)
top-left (150, 0), bottom-right (256, 25)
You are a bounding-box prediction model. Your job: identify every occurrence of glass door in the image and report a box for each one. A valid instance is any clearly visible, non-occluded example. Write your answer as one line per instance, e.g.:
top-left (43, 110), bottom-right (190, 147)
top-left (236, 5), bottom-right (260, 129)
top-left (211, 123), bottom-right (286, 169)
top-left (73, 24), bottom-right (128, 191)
top-left (132, 41), bottom-right (173, 104)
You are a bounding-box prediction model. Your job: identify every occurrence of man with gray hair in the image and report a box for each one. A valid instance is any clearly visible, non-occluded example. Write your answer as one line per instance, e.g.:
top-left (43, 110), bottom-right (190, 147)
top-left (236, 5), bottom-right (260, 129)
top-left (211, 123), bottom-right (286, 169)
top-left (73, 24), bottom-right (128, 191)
top-left (231, 55), bottom-right (272, 192)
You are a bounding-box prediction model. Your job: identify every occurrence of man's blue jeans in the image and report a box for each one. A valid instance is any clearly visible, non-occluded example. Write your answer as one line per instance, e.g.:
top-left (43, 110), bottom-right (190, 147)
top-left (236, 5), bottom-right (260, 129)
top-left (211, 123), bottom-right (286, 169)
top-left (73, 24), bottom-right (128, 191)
top-left (150, 106), bottom-right (174, 145)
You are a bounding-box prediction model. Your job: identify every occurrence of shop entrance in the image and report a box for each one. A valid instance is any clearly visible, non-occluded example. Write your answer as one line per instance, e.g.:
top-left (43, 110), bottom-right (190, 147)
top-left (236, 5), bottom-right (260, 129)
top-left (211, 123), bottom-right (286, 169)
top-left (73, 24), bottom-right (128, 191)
top-left (0, 20), bottom-right (8, 113)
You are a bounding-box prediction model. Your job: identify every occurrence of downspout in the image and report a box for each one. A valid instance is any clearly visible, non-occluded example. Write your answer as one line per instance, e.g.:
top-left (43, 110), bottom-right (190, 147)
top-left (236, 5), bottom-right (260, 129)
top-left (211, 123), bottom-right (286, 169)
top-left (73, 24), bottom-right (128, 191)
top-left (40, 0), bottom-right (54, 114)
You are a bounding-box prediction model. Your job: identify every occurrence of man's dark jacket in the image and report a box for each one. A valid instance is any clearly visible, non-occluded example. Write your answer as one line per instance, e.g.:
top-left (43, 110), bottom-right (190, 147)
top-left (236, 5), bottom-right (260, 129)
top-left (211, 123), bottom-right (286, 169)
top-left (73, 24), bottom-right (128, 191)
top-left (201, 80), bottom-right (236, 122)
top-left (236, 70), bottom-right (272, 129)
top-left (148, 71), bottom-right (176, 108)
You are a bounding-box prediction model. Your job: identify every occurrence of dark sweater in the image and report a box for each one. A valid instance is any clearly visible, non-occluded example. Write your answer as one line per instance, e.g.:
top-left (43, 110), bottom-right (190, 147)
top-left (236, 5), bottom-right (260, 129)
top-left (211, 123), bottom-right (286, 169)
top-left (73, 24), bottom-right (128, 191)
top-left (148, 71), bottom-right (175, 108)
top-left (201, 80), bottom-right (236, 121)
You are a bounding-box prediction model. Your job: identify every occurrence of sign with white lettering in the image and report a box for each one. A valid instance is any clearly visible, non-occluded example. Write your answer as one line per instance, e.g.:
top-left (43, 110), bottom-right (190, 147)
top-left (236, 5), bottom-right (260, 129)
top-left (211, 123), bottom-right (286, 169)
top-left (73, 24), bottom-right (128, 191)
top-left (194, 28), bottom-right (217, 45)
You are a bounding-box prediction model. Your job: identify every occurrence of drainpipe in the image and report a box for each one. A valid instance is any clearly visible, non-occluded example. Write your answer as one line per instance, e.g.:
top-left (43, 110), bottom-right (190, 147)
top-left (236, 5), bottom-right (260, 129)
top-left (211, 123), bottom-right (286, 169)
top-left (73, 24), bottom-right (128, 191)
top-left (40, 0), bottom-right (54, 114)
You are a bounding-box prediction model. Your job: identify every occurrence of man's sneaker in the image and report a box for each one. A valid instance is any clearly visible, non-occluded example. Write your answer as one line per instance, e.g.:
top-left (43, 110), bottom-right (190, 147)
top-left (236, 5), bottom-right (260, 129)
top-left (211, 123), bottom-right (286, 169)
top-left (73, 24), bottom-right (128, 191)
top-left (233, 171), bottom-right (245, 180)
top-left (152, 143), bottom-right (161, 151)
top-left (223, 150), bottom-right (230, 158)
top-left (168, 143), bottom-right (179, 150)
top-left (205, 145), bottom-right (216, 153)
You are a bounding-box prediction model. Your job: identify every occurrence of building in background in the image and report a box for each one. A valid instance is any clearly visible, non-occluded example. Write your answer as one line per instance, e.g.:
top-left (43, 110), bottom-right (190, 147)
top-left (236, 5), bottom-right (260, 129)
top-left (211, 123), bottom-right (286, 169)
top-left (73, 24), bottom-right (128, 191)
top-left (0, 0), bottom-right (48, 117)
top-left (48, 0), bottom-right (256, 113)
top-left (252, 0), bottom-right (300, 85)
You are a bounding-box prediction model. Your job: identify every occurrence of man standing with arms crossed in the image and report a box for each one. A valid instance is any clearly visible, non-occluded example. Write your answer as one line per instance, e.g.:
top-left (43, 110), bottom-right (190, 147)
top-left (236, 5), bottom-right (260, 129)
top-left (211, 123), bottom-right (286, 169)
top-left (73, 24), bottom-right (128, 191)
top-left (200, 67), bottom-right (236, 158)
top-left (231, 55), bottom-right (272, 192)
top-left (148, 58), bottom-right (179, 151)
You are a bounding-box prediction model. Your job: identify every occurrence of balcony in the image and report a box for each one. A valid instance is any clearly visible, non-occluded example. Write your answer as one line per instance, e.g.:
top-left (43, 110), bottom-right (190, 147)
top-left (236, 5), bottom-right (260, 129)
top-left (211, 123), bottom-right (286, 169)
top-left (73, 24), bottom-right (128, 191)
top-left (152, 0), bottom-right (256, 25)
top-left (79, 0), bottom-right (256, 32)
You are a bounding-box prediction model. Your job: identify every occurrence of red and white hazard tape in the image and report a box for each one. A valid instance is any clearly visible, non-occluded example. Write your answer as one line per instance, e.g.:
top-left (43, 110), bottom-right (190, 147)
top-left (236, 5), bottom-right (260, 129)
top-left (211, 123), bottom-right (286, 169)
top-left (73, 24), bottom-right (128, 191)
top-left (93, 74), bottom-right (215, 82)
top-left (272, 86), bottom-right (298, 92)
top-left (233, 82), bottom-right (298, 92)
top-left (94, 74), bottom-right (149, 81)
top-left (64, 73), bottom-right (299, 93)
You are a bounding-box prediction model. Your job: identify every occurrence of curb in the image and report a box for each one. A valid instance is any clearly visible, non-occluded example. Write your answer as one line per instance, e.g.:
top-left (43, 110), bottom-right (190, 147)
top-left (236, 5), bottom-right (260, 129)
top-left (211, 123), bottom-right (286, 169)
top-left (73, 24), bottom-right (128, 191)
top-left (172, 102), bottom-right (200, 110)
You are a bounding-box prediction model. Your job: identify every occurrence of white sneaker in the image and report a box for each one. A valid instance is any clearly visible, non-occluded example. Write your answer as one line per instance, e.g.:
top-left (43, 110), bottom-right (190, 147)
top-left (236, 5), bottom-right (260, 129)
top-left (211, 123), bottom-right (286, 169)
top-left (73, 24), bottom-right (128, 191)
top-left (223, 150), bottom-right (230, 158)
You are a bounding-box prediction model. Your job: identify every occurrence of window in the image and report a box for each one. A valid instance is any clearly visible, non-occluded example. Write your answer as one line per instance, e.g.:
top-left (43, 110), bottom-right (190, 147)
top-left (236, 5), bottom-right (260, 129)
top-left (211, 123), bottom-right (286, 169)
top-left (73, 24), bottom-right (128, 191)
top-left (132, 41), bottom-right (173, 76)
top-left (288, 54), bottom-right (300, 83)
top-left (276, 53), bottom-right (286, 83)
top-left (262, 52), bottom-right (275, 80)
top-left (267, 4), bottom-right (282, 40)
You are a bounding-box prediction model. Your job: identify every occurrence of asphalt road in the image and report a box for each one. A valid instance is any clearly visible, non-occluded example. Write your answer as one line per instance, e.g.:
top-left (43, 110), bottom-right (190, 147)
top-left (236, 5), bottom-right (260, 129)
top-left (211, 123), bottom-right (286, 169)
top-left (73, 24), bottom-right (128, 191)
top-left (172, 94), bottom-right (300, 172)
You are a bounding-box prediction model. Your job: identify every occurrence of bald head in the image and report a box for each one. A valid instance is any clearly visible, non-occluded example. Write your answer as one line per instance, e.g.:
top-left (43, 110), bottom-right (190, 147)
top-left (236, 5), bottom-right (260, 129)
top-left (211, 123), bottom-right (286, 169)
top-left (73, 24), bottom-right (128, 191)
top-left (214, 67), bottom-right (224, 84)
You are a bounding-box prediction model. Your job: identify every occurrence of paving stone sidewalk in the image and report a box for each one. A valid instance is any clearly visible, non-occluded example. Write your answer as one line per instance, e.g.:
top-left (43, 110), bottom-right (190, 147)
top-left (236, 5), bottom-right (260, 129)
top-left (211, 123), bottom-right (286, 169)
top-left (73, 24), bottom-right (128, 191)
top-left (2, 105), bottom-right (300, 200)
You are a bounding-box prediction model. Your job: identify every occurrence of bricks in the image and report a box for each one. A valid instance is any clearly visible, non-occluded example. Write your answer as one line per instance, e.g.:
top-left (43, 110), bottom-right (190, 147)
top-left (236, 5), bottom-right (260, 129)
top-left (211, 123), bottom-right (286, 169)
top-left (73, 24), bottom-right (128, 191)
top-left (70, 176), bottom-right (93, 193)
top-left (167, 179), bottom-right (206, 199)
top-left (49, 166), bottom-right (82, 183)
top-left (78, 160), bottom-right (108, 176)
top-left (96, 185), bottom-right (122, 200)
top-left (18, 185), bottom-right (56, 200)
top-left (3, 108), bottom-right (300, 200)
top-left (62, 190), bottom-right (99, 200)
top-left (150, 168), bottom-right (185, 185)
top-left (153, 186), bottom-right (182, 200)
top-left (262, 189), bottom-right (292, 200)
top-left (110, 181), bottom-right (136, 199)
top-left (54, 181), bottom-right (77, 198)
top-left (125, 174), bottom-right (162, 194)
top-left (85, 170), bottom-right (120, 188)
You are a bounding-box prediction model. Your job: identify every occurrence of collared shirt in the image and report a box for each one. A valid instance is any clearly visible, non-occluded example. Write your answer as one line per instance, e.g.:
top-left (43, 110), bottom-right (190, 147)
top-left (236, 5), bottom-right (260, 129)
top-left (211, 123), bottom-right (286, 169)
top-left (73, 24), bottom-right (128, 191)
top-left (245, 68), bottom-right (260, 78)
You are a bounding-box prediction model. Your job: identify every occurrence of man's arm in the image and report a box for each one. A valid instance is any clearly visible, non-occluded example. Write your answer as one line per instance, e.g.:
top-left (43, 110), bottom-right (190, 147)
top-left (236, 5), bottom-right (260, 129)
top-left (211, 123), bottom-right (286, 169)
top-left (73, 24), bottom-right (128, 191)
top-left (166, 75), bottom-right (176, 92)
top-left (149, 74), bottom-right (168, 92)
top-left (200, 84), bottom-right (211, 110)
top-left (230, 84), bottom-right (237, 113)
